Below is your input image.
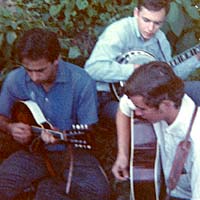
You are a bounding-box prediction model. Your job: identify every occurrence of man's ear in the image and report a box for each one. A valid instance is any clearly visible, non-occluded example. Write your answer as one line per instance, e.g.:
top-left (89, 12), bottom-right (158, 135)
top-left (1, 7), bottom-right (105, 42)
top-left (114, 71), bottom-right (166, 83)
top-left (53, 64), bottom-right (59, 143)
top-left (134, 7), bottom-right (139, 17)
top-left (159, 100), bottom-right (174, 112)
top-left (53, 56), bottom-right (60, 65)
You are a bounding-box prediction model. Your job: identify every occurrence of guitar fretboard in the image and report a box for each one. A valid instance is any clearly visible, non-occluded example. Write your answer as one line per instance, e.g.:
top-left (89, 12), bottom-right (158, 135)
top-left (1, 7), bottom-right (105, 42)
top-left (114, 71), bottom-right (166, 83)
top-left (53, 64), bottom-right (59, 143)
top-left (31, 125), bottom-right (91, 149)
top-left (169, 43), bottom-right (200, 68)
top-left (31, 124), bottom-right (88, 140)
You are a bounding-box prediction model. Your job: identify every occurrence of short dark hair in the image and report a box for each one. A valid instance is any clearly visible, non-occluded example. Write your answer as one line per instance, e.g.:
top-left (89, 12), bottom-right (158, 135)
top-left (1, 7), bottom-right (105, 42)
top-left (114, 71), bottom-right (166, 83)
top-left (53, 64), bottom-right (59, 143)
top-left (137, 0), bottom-right (170, 15)
top-left (16, 28), bottom-right (61, 63)
top-left (124, 61), bottom-right (184, 108)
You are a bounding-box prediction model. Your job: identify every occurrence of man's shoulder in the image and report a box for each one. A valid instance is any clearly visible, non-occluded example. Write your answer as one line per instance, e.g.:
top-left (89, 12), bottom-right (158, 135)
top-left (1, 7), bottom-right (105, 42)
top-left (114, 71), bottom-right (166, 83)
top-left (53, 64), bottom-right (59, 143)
top-left (155, 30), bottom-right (169, 43)
top-left (60, 60), bottom-right (93, 81)
top-left (4, 67), bottom-right (25, 82)
top-left (102, 17), bottom-right (135, 34)
top-left (111, 16), bottom-right (134, 25)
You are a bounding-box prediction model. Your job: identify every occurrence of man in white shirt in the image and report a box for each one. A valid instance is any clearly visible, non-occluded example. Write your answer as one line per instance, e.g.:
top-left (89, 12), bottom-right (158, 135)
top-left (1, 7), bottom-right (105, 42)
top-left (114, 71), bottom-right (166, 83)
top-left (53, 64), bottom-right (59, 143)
top-left (112, 61), bottom-right (200, 200)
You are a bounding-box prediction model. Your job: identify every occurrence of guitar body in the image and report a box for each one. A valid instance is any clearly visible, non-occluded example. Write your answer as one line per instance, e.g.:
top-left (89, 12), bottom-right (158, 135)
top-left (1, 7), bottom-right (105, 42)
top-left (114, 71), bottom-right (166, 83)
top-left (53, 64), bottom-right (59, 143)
top-left (130, 121), bottom-right (161, 200)
top-left (11, 100), bottom-right (51, 129)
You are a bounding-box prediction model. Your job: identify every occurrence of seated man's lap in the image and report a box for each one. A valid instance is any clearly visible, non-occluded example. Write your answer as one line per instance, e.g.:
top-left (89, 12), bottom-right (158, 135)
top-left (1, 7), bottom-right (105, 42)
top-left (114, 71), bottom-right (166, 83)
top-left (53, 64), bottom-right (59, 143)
top-left (184, 81), bottom-right (200, 106)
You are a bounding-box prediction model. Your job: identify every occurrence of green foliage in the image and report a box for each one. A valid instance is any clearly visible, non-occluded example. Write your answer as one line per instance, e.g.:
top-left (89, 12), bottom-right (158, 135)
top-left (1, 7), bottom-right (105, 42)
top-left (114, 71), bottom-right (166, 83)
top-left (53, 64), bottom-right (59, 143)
top-left (0, 0), bottom-right (199, 81)
top-left (165, 0), bottom-right (199, 54)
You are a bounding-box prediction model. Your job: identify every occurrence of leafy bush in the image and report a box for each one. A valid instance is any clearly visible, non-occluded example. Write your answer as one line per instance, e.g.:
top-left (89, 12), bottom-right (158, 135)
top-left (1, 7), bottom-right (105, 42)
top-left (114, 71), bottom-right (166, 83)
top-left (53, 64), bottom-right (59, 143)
top-left (0, 0), bottom-right (199, 81)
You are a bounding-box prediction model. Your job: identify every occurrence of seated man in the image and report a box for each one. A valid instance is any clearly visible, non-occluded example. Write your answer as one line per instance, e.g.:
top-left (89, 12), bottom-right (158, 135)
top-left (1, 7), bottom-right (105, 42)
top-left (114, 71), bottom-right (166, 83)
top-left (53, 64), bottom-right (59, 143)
top-left (84, 0), bottom-right (200, 126)
top-left (112, 61), bottom-right (200, 199)
top-left (0, 28), bottom-right (110, 200)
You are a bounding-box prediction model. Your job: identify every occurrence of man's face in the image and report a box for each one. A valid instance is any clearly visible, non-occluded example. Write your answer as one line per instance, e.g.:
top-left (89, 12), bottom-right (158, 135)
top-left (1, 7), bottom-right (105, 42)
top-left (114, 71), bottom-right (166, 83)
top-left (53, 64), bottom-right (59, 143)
top-left (134, 6), bottom-right (166, 40)
top-left (130, 95), bottom-right (164, 123)
top-left (22, 58), bottom-right (58, 86)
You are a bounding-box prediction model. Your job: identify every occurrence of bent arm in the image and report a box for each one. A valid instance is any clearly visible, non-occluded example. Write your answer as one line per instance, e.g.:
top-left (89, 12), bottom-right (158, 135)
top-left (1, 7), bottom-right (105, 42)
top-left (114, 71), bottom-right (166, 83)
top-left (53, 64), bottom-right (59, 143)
top-left (84, 19), bottom-right (138, 83)
top-left (112, 108), bottom-right (131, 180)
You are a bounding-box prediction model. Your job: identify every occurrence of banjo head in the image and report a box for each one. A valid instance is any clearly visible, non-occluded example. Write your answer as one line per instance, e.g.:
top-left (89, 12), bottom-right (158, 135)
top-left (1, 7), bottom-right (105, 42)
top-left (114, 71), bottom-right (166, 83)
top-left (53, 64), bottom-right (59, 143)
top-left (116, 50), bottom-right (156, 64)
top-left (111, 50), bottom-right (156, 101)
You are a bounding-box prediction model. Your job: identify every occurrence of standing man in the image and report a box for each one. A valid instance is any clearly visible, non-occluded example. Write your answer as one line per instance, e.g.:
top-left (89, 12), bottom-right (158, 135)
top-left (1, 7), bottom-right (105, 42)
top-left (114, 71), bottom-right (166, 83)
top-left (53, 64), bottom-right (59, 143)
top-left (0, 28), bottom-right (110, 200)
top-left (112, 61), bottom-right (200, 199)
top-left (84, 0), bottom-right (200, 124)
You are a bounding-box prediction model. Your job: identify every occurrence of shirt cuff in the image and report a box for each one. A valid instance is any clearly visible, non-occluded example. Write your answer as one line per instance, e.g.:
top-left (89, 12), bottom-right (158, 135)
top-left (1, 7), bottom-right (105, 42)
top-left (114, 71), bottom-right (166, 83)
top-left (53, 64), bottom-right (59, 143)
top-left (119, 95), bottom-right (135, 117)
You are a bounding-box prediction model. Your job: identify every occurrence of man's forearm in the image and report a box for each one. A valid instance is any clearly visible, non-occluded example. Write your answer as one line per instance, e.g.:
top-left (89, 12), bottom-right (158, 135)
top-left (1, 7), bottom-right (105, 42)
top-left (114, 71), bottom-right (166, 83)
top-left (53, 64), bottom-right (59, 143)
top-left (116, 109), bottom-right (131, 157)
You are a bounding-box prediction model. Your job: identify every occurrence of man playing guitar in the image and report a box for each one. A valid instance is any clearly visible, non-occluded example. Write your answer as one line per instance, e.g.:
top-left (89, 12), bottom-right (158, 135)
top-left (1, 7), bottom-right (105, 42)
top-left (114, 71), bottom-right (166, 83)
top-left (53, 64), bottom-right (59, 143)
top-left (113, 61), bottom-right (200, 200)
top-left (84, 0), bottom-right (200, 126)
top-left (0, 28), bottom-right (110, 200)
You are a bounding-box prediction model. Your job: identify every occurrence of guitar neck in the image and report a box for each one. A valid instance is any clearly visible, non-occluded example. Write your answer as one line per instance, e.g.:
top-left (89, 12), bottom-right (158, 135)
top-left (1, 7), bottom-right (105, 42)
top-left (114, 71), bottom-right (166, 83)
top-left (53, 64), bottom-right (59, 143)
top-left (31, 125), bottom-right (91, 149)
top-left (31, 125), bottom-right (86, 140)
top-left (168, 43), bottom-right (200, 68)
top-left (31, 126), bottom-right (64, 139)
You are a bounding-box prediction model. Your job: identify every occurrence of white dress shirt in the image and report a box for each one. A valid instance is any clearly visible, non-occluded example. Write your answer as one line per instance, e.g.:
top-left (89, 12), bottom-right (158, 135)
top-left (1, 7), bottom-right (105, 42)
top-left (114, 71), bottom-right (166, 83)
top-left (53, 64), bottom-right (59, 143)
top-left (120, 94), bottom-right (200, 199)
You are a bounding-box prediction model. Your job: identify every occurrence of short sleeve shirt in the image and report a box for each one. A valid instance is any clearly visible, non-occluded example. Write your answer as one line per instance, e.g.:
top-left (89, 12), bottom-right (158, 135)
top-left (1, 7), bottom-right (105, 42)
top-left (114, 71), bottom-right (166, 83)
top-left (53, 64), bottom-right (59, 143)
top-left (0, 59), bottom-right (98, 131)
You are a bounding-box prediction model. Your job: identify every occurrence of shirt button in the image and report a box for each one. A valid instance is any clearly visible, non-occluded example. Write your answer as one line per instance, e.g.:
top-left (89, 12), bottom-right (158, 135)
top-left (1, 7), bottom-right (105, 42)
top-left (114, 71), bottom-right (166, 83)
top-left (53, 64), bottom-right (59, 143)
top-left (45, 97), bottom-right (49, 102)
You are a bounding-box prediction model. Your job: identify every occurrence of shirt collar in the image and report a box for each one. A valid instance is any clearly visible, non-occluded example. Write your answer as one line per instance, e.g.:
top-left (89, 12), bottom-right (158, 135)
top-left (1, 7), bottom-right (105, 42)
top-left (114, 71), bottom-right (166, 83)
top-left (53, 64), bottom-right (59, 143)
top-left (133, 17), bottom-right (142, 39)
top-left (55, 59), bottom-right (70, 83)
top-left (166, 94), bottom-right (196, 137)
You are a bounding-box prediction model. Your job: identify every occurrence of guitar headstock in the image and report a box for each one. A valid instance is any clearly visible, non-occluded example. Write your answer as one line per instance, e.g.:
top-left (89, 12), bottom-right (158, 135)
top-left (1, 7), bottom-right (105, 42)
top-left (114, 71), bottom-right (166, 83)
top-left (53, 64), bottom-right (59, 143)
top-left (66, 124), bottom-right (89, 137)
top-left (72, 124), bottom-right (88, 131)
top-left (65, 124), bottom-right (92, 150)
top-left (71, 139), bottom-right (92, 150)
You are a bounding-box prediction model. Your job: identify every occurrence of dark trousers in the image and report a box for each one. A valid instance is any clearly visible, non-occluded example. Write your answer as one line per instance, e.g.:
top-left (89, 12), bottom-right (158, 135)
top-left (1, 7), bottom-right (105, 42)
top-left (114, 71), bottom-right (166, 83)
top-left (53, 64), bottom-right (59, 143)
top-left (97, 91), bottom-right (118, 125)
top-left (0, 149), bottom-right (110, 200)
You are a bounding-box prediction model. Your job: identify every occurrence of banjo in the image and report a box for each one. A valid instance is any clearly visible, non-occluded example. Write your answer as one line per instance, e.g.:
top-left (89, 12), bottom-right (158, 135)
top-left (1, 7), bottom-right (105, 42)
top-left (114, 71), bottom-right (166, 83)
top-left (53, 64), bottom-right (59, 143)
top-left (111, 43), bottom-right (200, 101)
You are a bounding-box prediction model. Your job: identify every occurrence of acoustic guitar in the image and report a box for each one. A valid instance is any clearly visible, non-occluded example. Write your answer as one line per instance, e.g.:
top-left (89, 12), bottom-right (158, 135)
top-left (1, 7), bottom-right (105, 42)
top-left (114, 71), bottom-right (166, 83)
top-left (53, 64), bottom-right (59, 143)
top-left (11, 100), bottom-right (92, 149)
top-left (129, 118), bottom-right (161, 200)
top-left (111, 43), bottom-right (200, 101)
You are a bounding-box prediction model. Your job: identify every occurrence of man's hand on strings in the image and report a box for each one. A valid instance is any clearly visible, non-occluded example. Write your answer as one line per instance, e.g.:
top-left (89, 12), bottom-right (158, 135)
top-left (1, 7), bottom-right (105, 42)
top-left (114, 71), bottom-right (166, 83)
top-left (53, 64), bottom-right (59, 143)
top-left (41, 128), bottom-right (58, 144)
top-left (8, 122), bottom-right (32, 144)
top-left (112, 154), bottom-right (130, 181)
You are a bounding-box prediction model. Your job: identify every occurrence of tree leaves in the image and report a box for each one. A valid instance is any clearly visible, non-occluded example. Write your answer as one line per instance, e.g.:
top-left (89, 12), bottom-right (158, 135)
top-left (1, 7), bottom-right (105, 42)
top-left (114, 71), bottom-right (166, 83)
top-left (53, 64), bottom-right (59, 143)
top-left (49, 4), bottom-right (63, 17)
top-left (182, 0), bottom-right (199, 20)
top-left (6, 31), bottom-right (17, 45)
top-left (68, 45), bottom-right (81, 59)
top-left (167, 2), bottom-right (185, 36)
top-left (76, 0), bottom-right (89, 10)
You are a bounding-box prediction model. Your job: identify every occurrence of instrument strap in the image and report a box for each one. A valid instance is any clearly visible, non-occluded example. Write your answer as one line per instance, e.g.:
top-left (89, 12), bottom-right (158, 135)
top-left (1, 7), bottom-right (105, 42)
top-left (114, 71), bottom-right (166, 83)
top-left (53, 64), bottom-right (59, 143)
top-left (29, 137), bottom-right (74, 193)
top-left (65, 144), bottom-right (74, 194)
top-left (29, 137), bottom-right (58, 177)
top-left (43, 143), bottom-right (75, 194)
top-left (129, 110), bottom-right (135, 200)
top-left (166, 106), bottom-right (198, 199)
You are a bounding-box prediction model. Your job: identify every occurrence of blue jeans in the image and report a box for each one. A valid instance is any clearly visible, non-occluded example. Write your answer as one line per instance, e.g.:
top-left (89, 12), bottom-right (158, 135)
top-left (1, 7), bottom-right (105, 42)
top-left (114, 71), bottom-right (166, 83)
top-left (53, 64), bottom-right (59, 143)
top-left (97, 91), bottom-right (118, 125)
top-left (184, 81), bottom-right (200, 106)
top-left (0, 149), bottom-right (110, 200)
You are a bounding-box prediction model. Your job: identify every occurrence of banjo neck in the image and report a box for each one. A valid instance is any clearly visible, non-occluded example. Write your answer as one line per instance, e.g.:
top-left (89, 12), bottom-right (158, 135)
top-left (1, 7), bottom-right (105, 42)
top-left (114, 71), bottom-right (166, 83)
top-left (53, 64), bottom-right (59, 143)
top-left (111, 43), bottom-right (200, 101)
top-left (168, 43), bottom-right (200, 68)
